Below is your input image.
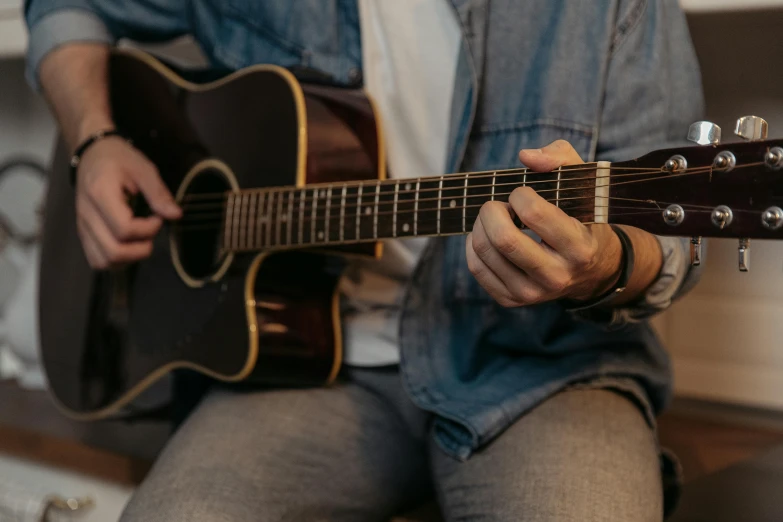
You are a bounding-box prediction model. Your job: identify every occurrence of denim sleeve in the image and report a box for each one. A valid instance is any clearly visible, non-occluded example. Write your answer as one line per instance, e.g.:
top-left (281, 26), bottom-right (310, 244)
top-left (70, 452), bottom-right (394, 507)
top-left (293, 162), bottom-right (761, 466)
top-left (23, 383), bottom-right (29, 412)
top-left (24, 0), bottom-right (189, 91)
top-left (580, 0), bottom-right (706, 326)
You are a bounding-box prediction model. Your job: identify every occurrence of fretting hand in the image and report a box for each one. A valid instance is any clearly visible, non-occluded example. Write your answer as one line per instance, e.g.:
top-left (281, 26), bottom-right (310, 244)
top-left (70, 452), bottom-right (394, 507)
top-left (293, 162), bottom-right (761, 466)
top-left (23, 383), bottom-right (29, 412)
top-left (466, 140), bottom-right (625, 307)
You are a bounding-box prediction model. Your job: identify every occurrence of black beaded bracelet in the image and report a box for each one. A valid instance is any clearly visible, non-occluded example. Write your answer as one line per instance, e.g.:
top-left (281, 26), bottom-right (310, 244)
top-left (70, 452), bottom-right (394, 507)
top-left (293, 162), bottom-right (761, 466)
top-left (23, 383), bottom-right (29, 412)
top-left (563, 224), bottom-right (635, 312)
top-left (69, 129), bottom-right (130, 187)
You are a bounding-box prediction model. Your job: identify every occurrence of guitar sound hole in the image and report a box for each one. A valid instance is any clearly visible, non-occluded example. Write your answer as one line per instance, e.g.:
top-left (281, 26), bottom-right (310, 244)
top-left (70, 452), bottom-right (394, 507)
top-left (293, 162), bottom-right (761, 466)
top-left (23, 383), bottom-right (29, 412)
top-left (174, 167), bottom-right (232, 281)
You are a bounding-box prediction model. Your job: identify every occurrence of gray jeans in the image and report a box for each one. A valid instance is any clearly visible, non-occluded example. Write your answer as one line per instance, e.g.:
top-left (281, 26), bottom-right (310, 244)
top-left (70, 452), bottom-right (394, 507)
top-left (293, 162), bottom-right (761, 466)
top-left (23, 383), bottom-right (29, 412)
top-left (120, 367), bottom-right (663, 521)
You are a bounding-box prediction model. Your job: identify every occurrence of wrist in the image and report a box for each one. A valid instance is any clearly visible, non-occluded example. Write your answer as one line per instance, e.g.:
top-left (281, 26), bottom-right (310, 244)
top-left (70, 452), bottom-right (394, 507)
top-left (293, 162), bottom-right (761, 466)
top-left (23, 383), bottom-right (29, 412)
top-left (75, 115), bottom-right (115, 149)
top-left (69, 128), bottom-right (130, 187)
top-left (563, 225), bottom-right (632, 309)
top-left (566, 225), bottom-right (623, 303)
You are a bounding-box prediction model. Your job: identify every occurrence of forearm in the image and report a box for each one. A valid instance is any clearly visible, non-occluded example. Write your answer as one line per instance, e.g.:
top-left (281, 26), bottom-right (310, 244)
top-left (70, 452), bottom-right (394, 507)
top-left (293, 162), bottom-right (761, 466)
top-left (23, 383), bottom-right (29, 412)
top-left (24, 0), bottom-right (188, 98)
top-left (39, 43), bottom-right (114, 151)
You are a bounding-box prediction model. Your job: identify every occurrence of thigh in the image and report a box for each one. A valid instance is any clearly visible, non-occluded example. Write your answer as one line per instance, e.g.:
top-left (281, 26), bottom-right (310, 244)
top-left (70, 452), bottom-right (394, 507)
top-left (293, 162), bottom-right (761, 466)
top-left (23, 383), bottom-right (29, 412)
top-left (431, 388), bottom-right (663, 522)
top-left (121, 376), bottom-right (429, 522)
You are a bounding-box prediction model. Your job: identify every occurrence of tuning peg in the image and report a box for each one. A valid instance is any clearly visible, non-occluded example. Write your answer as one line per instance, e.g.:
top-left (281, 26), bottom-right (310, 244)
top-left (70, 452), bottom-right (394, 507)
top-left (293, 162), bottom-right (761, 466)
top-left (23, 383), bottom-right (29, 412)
top-left (688, 121), bottom-right (721, 145)
top-left (762, 207), bottom-right (783, 230)
top-left (690, 237), bottom-right (702, 266)
top-left (738, 238), bottom-right (750, 272)
top-left (735, 116), bottom-right (768, 141)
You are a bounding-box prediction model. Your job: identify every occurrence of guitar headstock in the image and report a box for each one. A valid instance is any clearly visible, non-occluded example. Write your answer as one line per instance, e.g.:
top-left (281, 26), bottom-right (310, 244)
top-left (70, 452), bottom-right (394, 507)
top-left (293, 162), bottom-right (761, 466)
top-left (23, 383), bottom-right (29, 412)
top-left (609, 116), bottom-right (783, 271)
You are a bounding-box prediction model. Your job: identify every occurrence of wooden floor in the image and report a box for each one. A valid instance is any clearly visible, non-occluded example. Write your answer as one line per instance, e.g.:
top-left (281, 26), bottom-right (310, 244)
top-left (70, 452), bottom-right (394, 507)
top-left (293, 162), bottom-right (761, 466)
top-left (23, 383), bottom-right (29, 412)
top-left (658, 409), bottom-right (783, 483)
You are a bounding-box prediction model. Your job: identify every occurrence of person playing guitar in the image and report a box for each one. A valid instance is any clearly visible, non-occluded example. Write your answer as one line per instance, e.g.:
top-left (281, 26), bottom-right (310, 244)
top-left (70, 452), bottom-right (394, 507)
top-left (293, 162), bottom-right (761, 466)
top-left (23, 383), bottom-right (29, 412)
top-left (24, 0), bottom-right (705, 520)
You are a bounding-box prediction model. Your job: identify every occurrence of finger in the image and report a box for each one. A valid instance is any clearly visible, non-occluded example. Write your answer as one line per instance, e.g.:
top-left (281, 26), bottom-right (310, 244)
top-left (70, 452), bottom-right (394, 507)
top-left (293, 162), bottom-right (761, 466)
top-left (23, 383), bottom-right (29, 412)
top-left (518, 139), bottom-right (584, 172)
top-left (87, 180), bottom-right (163, 241)
top-left (466, 232), bottom-right (519, 307)
top-left (507, 187), bottom-right (592, 265)
top-left (130, 162), bottom-right (182, 220)
top-left (472, 210), bottom-right (563, 297)
top-left (80, 200), bottom-right (155, 266)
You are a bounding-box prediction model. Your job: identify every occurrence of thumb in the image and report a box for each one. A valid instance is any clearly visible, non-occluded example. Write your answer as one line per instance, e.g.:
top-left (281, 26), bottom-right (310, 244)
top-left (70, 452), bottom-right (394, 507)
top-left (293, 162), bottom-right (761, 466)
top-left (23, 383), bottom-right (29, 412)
top-left (519, 139), bottom-right (584, 172)
top-left (132, 166), bottom-right (182, 220)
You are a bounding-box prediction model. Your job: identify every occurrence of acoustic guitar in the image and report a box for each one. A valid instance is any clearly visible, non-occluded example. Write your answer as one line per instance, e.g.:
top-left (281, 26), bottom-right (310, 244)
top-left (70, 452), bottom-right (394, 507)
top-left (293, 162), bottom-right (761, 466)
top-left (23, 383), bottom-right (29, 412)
top-left (38, 47), bottom-right (783, 420)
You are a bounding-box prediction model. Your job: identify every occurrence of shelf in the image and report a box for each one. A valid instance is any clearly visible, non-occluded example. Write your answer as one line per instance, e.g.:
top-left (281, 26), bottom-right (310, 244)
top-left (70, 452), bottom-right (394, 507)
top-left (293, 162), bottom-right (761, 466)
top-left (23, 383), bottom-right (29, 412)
top-left (682, 0), bottom-right (783, 11)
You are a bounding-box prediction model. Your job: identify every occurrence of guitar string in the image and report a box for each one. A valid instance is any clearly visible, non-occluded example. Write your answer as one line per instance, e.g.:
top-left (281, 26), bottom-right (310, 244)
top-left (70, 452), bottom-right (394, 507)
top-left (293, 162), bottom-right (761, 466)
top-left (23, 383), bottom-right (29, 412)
top-left (177, 164), bottom-right (661, 203)
top-left (181, 208), bottom-right (726, 251)
top-left (174, 166), bottom-right (720, 224)
top-left (175, 197), bottom-right (719, 228)
top-left (174, 195), bottom-right (748, 238)
top-left (174, 185), bottom-right (731, 236)
top-left (174, 203), bottom-right (678, 234)
top-left (220, 207), bottom-right (741, 251)
top-left (178, 164), bottom-right (726, 215)
top-left (181, 169), bottom-right (652, 212)
top-left (178, 165), bottom-right (717, 206)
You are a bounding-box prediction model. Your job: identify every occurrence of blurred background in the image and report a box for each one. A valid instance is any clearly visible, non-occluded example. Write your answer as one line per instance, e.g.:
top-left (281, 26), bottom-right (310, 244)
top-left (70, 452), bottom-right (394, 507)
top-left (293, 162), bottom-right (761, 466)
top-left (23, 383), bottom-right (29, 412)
top-left (1, 0), bottom-right (783, 520)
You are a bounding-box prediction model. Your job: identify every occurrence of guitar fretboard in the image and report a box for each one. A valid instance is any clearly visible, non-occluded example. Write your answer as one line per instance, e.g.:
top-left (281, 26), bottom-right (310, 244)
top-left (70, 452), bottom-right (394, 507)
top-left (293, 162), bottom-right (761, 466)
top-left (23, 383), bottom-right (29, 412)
top-left (220, 163), bottom-right (605, 252)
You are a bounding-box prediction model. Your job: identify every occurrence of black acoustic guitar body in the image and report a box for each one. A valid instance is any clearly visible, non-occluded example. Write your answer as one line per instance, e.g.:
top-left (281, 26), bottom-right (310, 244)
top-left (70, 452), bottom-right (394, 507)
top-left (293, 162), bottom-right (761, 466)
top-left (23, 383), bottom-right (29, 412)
top-left (39, 49), bottom-right (383, 419)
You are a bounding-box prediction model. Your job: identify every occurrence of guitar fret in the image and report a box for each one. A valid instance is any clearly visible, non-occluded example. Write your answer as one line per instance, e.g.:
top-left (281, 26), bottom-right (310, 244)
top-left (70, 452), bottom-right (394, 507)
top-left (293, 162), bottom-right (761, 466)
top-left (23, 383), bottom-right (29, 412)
top-left (373, 183), bottom-right (380, 239)
top-left (556, 166), bottom-right (562, 208)
top-left (558, 163), bottom-right (600, 223)
top-left (324, 186), bottom-right (332, 243)
top-left (248, 192), bottom-right (257, 249)
top-left (232, 194), bottom-right (241, 251)
top-left (437, 176), bottom-right (443, 234)
top-left (276, 190), bottom-right (284, 246)
top-left (491, 171), bottom-right (497, 201)
top-left (224, 194), bottom-right (234, 252)
top-left (414, 180), bottom-right (420, 235)
top-left (311, 188), bottom-right (318, 242)
top-left (256, 191), bottom-right (265, 247)
top-left (238, 193), bottom-right (247, 251)
top-left (462, 174), bottom-right (469, 232)
top-left (287, 190), bottom-right (294, 246)
top-left (266, 191), bottom-right (274, 247)
top-left (339, 185), bottom-right (347, 243)
top-left (298, 188), bottom-right (305, 245)
top-left (356, 184), bottom-right (363, 239)
top-left (245, 193), bottom-right (252, 249)
top-left (392, 182), bottom-right (399, 238)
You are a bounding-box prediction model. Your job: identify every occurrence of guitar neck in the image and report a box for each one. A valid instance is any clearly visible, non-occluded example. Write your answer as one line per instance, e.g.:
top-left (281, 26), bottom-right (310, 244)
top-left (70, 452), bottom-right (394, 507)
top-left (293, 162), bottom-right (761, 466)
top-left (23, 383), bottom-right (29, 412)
top-left (220, 162), bottom-right (609, 252)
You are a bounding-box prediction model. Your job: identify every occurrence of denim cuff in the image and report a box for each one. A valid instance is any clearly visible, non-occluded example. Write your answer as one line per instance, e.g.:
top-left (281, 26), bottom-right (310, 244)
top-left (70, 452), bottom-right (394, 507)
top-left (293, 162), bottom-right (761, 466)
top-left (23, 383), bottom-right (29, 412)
top-left (26, 8), bottom-right (114, 91)
top-left (569, 235), bottom-right (694, 328)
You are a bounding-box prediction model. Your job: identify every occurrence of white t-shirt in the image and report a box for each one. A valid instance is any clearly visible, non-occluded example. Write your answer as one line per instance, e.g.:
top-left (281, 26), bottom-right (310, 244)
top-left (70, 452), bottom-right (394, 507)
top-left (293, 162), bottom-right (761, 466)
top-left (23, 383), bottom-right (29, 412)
top-left (340, 0), bottom-right (461, 366)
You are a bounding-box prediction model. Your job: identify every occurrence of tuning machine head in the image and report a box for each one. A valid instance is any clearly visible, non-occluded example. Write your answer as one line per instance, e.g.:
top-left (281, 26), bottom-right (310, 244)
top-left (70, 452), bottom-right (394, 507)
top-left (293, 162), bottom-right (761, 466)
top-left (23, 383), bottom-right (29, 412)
top-left (739, 238), bottom-right (750, 272)
top-left (688, 121), bottom-right (722, 145)
top-left (690, 237), bottom-right (702, 266)
top-left (735, 116), bottom-right (768, 141)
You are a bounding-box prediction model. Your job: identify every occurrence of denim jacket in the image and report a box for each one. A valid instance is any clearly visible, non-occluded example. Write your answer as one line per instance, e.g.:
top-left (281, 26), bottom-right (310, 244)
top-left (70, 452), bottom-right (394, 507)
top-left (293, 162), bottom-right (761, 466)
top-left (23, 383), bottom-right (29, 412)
top-left (25, 0), bottom-right (704, 478)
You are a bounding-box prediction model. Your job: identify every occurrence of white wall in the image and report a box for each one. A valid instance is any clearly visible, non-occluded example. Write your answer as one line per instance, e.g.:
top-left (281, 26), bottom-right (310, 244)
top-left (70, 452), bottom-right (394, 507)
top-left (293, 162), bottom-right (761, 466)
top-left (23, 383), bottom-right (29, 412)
top-left (0, 57), bottom-right (55, 237)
